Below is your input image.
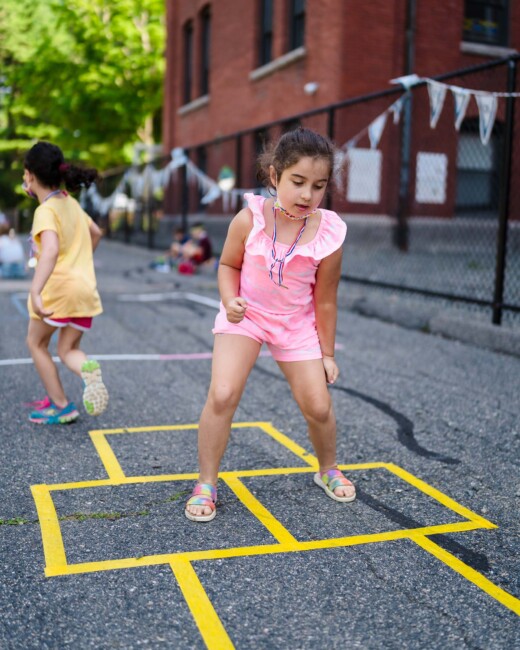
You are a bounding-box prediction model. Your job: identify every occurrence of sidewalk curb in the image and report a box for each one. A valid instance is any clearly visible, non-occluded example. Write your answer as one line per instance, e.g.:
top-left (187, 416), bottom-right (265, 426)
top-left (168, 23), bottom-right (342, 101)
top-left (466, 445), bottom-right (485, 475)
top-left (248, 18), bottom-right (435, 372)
top-left (345, 289), bottom-right (520, 358)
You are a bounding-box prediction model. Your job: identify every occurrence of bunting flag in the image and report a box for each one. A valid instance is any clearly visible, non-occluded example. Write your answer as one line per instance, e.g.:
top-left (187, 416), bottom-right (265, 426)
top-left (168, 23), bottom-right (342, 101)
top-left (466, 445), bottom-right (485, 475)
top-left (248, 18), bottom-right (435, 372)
top-left (389, 96), bottom-right (405, 125)
top-left (368, 113), bottom-right (388, 149)
top-left (452, 88), bottom-right (472, 131)
top-left (475, 93), bottom-right (498, 145)
top-left (427, 81), bottom-right (447, 128)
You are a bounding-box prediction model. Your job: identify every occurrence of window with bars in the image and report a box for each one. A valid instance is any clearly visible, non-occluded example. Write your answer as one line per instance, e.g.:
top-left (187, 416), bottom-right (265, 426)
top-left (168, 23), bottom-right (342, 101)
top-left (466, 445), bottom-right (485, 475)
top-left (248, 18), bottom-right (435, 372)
top-left (200, 7), bottom-right (211, 96)
top-left (259, 0), bottom-right (274, 66)
top-left (183, 20), bottom-right (194, 104)
top-left (289, 0), bottom-right (306, 51)
top-left (463, 0), bottom-right (509, 46)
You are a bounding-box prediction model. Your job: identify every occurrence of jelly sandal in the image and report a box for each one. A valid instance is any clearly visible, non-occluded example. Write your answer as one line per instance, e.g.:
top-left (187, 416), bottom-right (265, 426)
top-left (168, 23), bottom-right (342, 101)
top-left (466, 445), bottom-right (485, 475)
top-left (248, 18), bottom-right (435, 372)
top-left (185, 483), bottom-right (217, 522)
top-left (314, 468), bottom-right (356, 503)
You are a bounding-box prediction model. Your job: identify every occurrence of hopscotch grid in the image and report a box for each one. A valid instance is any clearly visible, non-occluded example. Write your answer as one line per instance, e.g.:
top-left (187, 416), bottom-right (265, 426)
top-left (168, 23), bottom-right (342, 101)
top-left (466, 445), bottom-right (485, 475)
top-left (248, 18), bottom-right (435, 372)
top-left (30, 420), bottom-right (519, 647)
top-left (33, 422), bottom-right (495, 576)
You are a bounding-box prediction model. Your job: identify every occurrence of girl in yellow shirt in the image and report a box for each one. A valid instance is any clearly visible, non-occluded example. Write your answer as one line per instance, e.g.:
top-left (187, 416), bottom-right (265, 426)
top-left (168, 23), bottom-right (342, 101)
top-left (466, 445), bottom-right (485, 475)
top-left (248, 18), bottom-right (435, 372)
top-left (23, 141), bottom-right (108, 424)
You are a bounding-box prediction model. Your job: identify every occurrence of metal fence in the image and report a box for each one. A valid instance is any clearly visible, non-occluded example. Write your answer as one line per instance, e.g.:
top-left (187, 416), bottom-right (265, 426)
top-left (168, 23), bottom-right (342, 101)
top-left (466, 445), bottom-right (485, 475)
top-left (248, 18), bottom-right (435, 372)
top-left (94, 55), bottom-right (519, 326)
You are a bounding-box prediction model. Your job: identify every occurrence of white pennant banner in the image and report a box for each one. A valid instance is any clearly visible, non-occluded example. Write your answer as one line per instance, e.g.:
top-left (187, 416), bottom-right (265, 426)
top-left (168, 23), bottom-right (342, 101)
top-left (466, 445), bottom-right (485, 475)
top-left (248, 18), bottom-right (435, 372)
top-left (475, 93), bottom-right (498, 145)
top-left (451, 88), bottom-right (472, 131)
top-left (427, 81), bottom-right (447, 128)
top-left (368, 112), bottom-right (388, 149)
top-left (389, 97), bottom-right (405, 125)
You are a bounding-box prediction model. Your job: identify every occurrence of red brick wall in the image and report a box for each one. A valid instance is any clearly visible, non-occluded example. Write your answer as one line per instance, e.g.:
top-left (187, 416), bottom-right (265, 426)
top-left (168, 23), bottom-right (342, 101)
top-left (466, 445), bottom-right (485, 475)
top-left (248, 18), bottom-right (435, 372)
top-left (163, 0), bottom-right (520, 220)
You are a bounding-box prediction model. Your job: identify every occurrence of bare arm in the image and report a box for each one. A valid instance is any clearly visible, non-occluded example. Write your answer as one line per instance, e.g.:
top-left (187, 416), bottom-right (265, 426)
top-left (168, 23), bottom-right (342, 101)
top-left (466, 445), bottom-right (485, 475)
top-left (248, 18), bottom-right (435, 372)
top-left (218, 208), bottom-right (252, 323)
top-left (314, 246), bottom-right (343, 383)
top-left (89, 219), bottom-right (103, 251)
top-left (30, 230), bottom-right (59, 317)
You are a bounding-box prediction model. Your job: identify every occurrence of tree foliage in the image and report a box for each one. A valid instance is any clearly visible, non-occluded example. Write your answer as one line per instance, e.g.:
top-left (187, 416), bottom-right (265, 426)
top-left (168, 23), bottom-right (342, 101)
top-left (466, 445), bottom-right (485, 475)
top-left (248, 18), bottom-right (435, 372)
top-left (0, 0), bottom-right (165, 208)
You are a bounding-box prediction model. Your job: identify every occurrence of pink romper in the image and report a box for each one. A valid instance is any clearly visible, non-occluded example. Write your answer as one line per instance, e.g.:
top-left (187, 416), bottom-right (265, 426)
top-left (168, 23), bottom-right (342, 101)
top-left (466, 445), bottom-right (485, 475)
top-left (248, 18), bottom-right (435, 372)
top-left (213, 193), bottom-right (347, 362)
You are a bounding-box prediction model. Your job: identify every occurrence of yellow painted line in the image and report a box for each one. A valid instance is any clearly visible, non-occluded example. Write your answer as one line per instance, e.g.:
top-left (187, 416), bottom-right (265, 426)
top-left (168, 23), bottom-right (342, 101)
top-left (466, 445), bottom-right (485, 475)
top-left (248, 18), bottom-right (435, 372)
top-left (90, 424), bottom-right (199, 435)
top-left (223, 476), bottom-right (299, 545)
top-left (337, 462), bottom-right (390, 471)
top-left (386, 463), bottom-right (497, 528)
top-left (257, 422), bottom-right (318, 467)
top-left (31, 485), bottom-right (67, 573)
top-left (89, 432), bottom-right (126, 481)
top-left (40, 464), bottom-right (389, 492)
top-left (43, 519), bottom-right (485, 577)
top-left (415, 536), bottom-right (520, 616)
top-left (170, 558), bottom-right (235, 649)
top-left (90, 421), bottom-right (274, 436)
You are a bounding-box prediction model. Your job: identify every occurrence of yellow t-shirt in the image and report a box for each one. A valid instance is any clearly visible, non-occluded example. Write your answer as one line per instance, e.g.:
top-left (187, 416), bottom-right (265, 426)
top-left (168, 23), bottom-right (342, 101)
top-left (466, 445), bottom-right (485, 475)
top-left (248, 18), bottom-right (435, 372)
top-left (28, 194), bottom-right (102, 319)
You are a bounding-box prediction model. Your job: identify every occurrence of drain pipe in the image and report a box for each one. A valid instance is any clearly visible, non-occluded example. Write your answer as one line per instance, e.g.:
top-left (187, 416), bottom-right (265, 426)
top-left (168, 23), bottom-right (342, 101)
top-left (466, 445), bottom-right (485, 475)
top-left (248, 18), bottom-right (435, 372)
top-left (394, 0), bottom-right (416, 251)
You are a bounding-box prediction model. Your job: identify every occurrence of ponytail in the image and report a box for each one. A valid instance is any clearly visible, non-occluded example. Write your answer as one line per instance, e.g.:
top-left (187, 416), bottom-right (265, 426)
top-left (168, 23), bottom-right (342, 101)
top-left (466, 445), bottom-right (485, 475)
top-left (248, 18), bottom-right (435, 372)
top-left (24, 141), bottom-right (98, 191)
top-left (60, 163), bottom-right (98, 192)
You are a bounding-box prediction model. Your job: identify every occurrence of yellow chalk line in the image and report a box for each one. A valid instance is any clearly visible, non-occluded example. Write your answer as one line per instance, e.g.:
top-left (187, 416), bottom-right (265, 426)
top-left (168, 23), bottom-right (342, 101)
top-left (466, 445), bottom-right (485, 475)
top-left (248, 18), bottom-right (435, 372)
top-left (414, 536), bottom-right (520, 616)
top-left (170, 558), bottom-right (235, 650)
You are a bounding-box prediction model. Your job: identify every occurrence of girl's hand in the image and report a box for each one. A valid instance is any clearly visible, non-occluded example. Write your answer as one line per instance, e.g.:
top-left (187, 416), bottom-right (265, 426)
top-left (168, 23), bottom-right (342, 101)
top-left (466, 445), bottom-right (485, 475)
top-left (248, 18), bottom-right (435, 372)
top-left (323, 356), bottom-right (339, 384)
top-left (30, 292), bottom-right (53, 319)
top-left (226, 297), bottom-right (247, 323)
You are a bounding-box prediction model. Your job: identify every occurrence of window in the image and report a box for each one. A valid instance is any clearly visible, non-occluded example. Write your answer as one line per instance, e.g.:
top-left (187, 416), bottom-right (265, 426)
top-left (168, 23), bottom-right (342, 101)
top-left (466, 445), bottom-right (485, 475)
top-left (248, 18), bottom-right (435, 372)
top-left (183, 20), bottom-right (193, 104)
top-left (259, 0), bottom-right (274, 66)
top-left (289, 0), bottom-right (306, 51)
top-left (455, 118), bottom-right (502, 214)
top-left (200, 7), bottom-right (211, 96)
top-left (463, 1), bottom-right (509, 47)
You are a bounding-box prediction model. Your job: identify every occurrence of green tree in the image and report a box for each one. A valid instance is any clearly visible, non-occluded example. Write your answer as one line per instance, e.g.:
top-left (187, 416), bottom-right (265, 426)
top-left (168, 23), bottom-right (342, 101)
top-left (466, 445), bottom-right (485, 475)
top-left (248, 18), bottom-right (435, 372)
top-left (0, 0), bottom-right (165, 209)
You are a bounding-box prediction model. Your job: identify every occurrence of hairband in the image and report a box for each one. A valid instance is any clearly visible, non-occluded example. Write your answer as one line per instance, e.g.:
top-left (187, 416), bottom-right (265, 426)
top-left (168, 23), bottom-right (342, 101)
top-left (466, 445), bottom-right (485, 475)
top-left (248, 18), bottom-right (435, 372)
top-left (59, 163), bottom-right (70, 172)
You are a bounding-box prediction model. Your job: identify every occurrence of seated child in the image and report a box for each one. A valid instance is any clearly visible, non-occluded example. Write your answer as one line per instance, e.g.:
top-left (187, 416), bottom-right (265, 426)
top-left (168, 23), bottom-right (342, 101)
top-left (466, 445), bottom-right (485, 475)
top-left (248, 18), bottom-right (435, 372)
top-left (178, 222), bottom-right (214, 274)
top-left (0, 225), bottom-right (26, 279)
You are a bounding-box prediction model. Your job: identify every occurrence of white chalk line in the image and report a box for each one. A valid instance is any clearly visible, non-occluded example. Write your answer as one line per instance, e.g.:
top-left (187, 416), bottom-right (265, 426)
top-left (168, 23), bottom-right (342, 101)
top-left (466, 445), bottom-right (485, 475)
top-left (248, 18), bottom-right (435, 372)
top-left (0, 351), bottom-right (273, 367)
top-left (2, 290), bottom-right (343, 367)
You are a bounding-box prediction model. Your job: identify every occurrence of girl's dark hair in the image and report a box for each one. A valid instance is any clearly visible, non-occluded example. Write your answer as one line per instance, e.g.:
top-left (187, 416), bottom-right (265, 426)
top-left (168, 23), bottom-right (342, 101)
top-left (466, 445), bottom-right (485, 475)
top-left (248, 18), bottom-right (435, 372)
top-left (24, 141), bottom-right (98, 192)
top-left (257, 127), bottom-right (336, 190)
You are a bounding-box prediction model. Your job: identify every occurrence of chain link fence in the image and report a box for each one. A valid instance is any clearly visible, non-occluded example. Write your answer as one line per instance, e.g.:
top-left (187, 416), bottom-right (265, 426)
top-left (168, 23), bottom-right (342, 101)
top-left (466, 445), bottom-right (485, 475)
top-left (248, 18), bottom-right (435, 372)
top-left (94, 56), bottom-right (519, 326)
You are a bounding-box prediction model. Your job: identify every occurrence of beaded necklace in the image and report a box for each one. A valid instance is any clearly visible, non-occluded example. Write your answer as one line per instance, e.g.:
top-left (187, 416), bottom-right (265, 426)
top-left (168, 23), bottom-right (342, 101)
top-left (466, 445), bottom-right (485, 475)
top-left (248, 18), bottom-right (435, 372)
top-left (273, 199), bottom-right (318, 221)
top-left (269, 205), bottom-right (307, 289)
top-left (42, 189), bottom-right (62, 202)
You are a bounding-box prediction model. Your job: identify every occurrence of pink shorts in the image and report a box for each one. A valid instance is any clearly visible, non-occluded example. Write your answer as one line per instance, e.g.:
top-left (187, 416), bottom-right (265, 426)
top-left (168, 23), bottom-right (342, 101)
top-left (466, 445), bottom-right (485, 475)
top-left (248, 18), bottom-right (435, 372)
top-left (43, 316), bottom-right (93, 332)
top-left (213, 308), bottom-right (322, 362)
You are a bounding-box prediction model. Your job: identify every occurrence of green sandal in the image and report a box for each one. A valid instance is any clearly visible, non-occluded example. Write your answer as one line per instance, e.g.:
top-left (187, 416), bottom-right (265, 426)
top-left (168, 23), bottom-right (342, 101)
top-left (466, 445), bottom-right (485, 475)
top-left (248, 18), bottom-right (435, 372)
top-left (185, 483), bottom-right (217, 522)
top-left (314, 468), bottom-right (356, 503)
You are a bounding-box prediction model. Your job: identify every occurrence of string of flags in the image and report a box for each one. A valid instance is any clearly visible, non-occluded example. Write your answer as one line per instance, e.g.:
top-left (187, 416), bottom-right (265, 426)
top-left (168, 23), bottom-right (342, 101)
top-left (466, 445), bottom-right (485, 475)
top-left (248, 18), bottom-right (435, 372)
top-left (396, 74), bottom-right (519, 145)
top-left (84, 74), bottom-right (518, 215)
top-left (82, 147), bottom-right (263, 217)
top-left (344, 74), bottom-right (519, 152)
top-left (342, 95), bottom-right (406, 151)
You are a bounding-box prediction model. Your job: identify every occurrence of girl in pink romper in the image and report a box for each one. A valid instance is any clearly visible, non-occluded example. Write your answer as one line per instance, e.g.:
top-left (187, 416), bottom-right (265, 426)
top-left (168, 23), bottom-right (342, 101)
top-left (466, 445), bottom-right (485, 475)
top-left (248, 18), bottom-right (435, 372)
top-left (186, 128), bottom-right (355, 522)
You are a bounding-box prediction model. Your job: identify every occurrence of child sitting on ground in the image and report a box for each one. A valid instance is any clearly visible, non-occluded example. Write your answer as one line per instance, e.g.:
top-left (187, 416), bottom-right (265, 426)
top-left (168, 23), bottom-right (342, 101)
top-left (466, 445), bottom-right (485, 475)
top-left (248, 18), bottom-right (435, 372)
top-left (0, 225), bottom-right (26, 279)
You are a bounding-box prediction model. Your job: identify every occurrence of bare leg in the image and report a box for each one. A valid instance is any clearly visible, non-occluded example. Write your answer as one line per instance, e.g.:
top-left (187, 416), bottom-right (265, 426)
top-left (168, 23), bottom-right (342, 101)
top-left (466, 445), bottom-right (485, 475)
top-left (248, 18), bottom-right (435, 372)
top-left (57, 326), bottom-right (86, 376)
top-left (26, 319), bottom-right (68, 408)
top-left (277, 359), bottom-right (354, 499)
top-left (187, 334), bottom-right (261, 517)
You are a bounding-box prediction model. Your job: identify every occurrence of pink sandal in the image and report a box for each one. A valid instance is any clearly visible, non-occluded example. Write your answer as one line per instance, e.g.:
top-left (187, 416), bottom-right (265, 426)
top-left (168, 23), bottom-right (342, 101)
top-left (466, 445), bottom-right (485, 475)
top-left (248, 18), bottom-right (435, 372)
top-left (185, 483), bottom-right (217, 522)
top-left (314, 468), bottom-right (356, 503)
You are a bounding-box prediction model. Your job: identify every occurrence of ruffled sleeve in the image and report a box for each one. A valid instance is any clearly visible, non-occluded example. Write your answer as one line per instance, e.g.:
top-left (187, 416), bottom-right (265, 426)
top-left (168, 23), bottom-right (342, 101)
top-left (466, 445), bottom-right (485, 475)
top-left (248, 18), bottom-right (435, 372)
top-left (292, 209), bottom-right (347, 262)
top-left (243, 193), bottom-right (269, 258)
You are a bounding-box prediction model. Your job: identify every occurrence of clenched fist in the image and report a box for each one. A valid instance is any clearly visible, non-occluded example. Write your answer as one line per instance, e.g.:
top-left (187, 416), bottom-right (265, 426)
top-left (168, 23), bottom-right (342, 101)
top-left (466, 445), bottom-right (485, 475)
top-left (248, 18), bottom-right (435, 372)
top-left (225, 297), bottom-right (248, 323)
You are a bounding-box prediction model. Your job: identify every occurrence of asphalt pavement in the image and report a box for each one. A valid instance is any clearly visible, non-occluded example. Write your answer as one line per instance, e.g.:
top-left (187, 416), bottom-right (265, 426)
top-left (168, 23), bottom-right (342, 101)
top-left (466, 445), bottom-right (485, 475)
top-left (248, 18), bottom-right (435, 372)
top-left (0, 237), bottom-right (519, 649)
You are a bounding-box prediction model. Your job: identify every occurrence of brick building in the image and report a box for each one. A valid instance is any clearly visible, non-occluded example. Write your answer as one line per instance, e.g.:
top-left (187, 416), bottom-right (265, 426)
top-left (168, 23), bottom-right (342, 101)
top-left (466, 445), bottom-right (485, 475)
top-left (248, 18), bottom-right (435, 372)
top-left (163, 1), bottom-right (519, 218)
